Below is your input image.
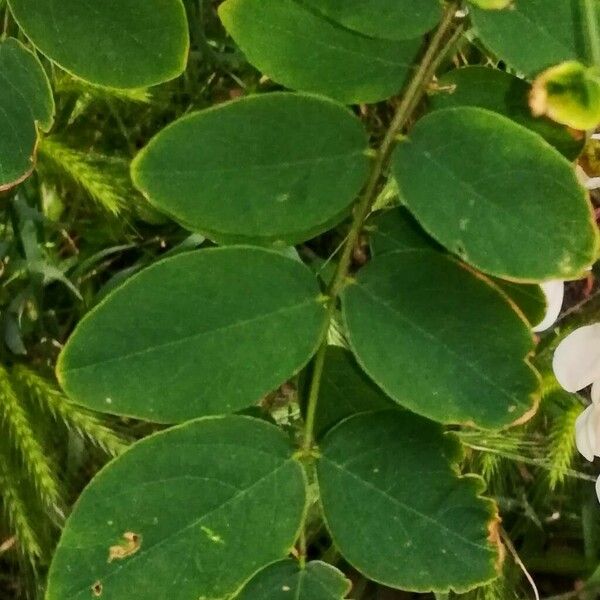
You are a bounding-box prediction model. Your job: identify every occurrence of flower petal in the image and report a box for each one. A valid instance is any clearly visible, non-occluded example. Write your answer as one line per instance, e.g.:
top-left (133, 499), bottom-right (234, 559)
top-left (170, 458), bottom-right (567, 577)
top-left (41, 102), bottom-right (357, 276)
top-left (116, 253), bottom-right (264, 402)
top-left (532, 280), bottom-right (564, 332)
top-left (596, 475), bottom-right (600, 504)
top-left (553, 324), bottom-right (600, 392)
top-left (592, 381), bottom-right (600, 405)
top-left (588, 405), bottom-right (600, 458)
top-left (576, 405), bottom-right (595, 461)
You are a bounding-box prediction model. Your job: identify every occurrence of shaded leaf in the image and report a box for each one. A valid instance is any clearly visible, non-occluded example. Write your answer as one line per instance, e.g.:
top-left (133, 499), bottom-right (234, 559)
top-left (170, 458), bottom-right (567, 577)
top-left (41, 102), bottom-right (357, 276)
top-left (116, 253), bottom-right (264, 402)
top-left (218, 0), bottom-right (422, 104)
top-left (317, 411), bottom-right (501, 592)
top-left (46, 416), bottom-right (307, 600)
top-left (57, 247), bottom-right (327, 423)
top-left (369, 207), bottom-right (547, 325)
top-left (237, 560), bottom-right (351, 599)
top-left (471, 0), bottom-right (597, 75)
top-left (430, 66), bottom-right (584, 160)
top-left (393, 107), bottom-right (598, 281)
top-left (303, 346), bottom-right (395, 439)
top-left (493, 280), bottom-right (547, 327)
top-left (0, 38), bottom-right (53, 191)
top-left (7, 0), bottom-right (189, 88)
top-left (302, 0), bottom-right (441, 41)
top-left (369, 207), bottom-right (438, 255)
top-left (342, 249), bottom-right (539, 428)
top-left (132, 93), bottom-right (370, 245)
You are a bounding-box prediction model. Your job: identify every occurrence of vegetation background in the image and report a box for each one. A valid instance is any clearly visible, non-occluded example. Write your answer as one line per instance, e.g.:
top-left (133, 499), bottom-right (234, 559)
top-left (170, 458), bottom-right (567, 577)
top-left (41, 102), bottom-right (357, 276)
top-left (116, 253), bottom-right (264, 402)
top-left (1, 1), bottom-right (600, 598)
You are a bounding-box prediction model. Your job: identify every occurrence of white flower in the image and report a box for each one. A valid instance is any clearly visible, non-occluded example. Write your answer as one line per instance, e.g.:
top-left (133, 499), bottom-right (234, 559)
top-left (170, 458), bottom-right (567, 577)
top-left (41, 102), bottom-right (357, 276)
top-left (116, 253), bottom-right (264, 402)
top-left (553, 324), bottom-right (600, 394)
top-left (553, 324), bottom-right (600, 501)
top-left (574, 399), bottom-right (600, 462)
top-left (532, 280), bottom-right (564, 332)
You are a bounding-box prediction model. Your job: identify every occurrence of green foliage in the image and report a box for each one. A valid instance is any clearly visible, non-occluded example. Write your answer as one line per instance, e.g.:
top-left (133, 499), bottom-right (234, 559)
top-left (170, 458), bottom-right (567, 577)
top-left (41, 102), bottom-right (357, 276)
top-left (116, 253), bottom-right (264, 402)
top-left (430, 66), bottom-right (585, 159)
top-left (46, 416), bottom-right (307, 600)
top-left (0, 363), bottom-right (128, 576)
top-left (343, 249), bottom-right (538, 427)
top-left (393, 107), bottom-right (598, 281)
top-left (1, 1), bottom-right (600, 599)
top-left (471, 0), bottom-right (600, 74)
top-left (237, 560), bottom-right (351, 599)
top-left (0, 38), bottom-right (53, 190)
top-left (218, 0), bottom-right (422, 104)
top-left (6, 0), bottom-right (189, 88)
top-left (38, 137), bottom-right (133, 215)
top-left (317, 411), bottom-right (500, 592)
top-left (57, 247), bottom-right (328, 422)
top-left (132, 92), bottom-right (370, 245)
top-left (302, 0), bottom-right (442, 41)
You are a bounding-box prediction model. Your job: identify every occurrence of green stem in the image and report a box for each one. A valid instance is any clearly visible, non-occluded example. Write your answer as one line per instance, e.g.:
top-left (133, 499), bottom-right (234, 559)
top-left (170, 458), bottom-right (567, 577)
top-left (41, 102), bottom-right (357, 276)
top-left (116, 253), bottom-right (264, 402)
top-left (300, 1), bottom-right (463, 454)
top-left (584, 0), bottom-right (600, 68)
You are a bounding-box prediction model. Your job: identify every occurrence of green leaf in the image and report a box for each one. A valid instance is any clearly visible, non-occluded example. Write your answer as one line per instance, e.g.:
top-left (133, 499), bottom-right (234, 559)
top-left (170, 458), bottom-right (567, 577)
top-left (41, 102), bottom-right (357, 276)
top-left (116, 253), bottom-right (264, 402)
top-left (7, 0), bottom-right (189, 89)
top-left (471, 0), bottom-right (598, 75)
top-left (237, 560), bottom-right (351, 599)
top-left (430, 66), bottom-right (584, 159)
top-left (492, 280), bottom-right (547, 327)
top-left (132, 93), bottom-right (370, 245)
top-left (57, 247), bottom-right (327, 423)
top-left (302, 0), bottom-right (441, 41)
top-left (302, 346), bottom-right (395, 438)
top-left (369, 207), bottom-right (439, 255)
top-left (46, 416), bottom-right (307, 600)
top-left (393, 107), bottom-right (599, 281)
top-left (342, 249), bottom-right (539, 428)
top-left (317, 411), bottom-right (501, 592)
top-left (0, 38), bottom-right (53, 191)
top-left (218, 0), bottom-right (422, 104)
top-left (369, 208), bottom-right (547, 325)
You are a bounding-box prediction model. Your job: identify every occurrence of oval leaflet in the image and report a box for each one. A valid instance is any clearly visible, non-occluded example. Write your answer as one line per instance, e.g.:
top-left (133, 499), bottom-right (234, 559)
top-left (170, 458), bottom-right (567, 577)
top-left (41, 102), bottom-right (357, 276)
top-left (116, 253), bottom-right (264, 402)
top-left (57, 247), bottom-right (328, 422)
top-left (132, 93), bottom-right (370, 245)
top-left (46, 416), bottom-right (308, 600)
